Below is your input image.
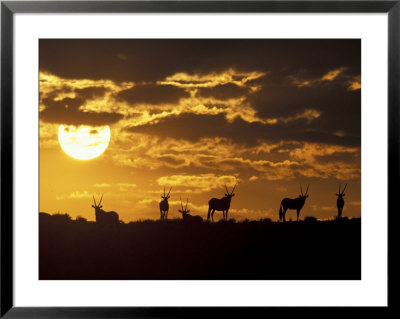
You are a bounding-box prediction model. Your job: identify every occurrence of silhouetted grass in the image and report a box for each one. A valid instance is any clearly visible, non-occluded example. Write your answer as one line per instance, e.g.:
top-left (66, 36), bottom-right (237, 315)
top-left (39, 213), bottom-right (361, 280)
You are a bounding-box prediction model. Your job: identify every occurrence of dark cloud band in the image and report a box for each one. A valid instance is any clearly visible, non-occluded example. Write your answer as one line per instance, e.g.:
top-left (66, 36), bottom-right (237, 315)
top-left (40, 97), bottom-right (123, 126)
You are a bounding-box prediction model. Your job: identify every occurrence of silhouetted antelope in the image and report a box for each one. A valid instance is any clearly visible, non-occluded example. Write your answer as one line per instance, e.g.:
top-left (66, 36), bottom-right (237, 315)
top-left (92, 194), bottom-right (119, 227)
top-left (336, 183), bottom-right (347, 218)
top-left (207, 184), bottom-right (236, 223)
top-left (279, 184), bottom-right (309, 222)
top-left (178, 197), bottom-right (203, 223)
top-left (159, 187), bottom-right (172, 221)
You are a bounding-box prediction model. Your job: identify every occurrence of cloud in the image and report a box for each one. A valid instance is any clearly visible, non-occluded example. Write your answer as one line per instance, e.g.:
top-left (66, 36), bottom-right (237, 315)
top-left (40, 96), bottom-right (124, 126)
top-left (93, 183), bottom-right (112, 187)
top-left (39, 69), bottom-right (266, 131)
top-left (94, 183), bottom-right (137, 191)
top-left (287, 143), bottom-right (360, 180)
top-left (39, 122), bottom-right (59, 148)
top-left (40, 39), bottom-right (360, 84)
top-left (39, 72), bottom-right (132, 126)
top-left (125, 112), bottom-right (357, 147)
top-left (39, 72), bottom-right (134, 101)
top-left (280, 109), bottom-right (321, 124)
top-left (69, 191), bottom-right (92, 199)
top-left (160, 69), bottom-right (266, 90)
top-left (349, 201), bottom-right (361, 207)
top-left (40, 58), bottom-right (359, 150)
top-left (312, 205), bottom-right (335, 212)
top-left (75, 86), bottom-right (107, 100)
top-left (157, 174), bottom-right (237, 193)
top-left (125, 113), bottom-right (229, 142)
top-left (108, 131), bottom-right (360, 181)
top-left (289, 67), bottom-right (347, 88)
top-left (289, 143), bottom-right (359, 162)
top-left (197, 83), bottom-right (250, 99)
top-left (321, 68), bottom-right (345, 81)
top-left (118, 84), bottom-right (190, 105)
top-left (348, 76), bottom-right (361, 91)
top-left (247, 77), bottom-right (361, 142)
top-left (56, 191), bottom-right (92, 200)
top-left (252, 141), bottom-right (300, 155)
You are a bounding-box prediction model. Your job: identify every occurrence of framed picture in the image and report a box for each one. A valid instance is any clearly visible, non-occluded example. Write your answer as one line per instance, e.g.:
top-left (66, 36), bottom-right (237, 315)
top-left (1, 0), bottom-right (395, 317)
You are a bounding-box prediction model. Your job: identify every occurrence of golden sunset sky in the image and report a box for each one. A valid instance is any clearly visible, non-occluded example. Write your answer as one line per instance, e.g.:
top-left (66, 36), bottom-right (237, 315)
top-left (39, 39), bottom-right (361, 222)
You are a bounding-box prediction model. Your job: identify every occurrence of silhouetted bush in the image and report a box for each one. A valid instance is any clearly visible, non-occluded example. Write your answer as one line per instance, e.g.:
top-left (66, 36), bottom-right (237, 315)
top-left (304, 216), bottom-right (318, 223)
top-left (75, 215), bottom-right (87, 222)
top-left (50, 213), bottom-right (71, 221)
top-left (39, 212), bottom-right (51, 220)
top-left (44, 213), bottom-right (72, 224)
top-left (335, 216), bottom-right (349, 223)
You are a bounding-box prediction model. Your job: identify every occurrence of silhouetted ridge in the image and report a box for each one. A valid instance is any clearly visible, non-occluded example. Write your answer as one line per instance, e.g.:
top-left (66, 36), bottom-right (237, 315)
top-left (39, 213), bottom-right (361, 280)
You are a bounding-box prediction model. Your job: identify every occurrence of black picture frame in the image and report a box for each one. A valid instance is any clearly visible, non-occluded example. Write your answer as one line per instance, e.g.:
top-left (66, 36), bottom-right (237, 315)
top-left (0, 1), bottom-right (395, 317)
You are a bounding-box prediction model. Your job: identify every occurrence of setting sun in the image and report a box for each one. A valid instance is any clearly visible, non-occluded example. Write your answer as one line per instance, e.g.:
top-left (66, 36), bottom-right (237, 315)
top-left (58, 125), bottom-right (111, 160)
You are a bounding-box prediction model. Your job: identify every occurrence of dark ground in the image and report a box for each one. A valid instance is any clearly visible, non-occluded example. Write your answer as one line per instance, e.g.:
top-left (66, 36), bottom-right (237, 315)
top-left (39, 213), bottom-right (361, 280)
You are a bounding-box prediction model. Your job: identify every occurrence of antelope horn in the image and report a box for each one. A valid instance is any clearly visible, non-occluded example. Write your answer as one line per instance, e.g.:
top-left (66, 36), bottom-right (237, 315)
top-left (341, 183), bottom-right (348, 194)
top-left (164, 186), bottom-right (165, 197)
top-left (167, 187), bottom-right (172, 197)
top-left (98, 194), bottom-right (103, 206)
top-left (93, 195), bottom-right (97, 206)
top-left (180, 197), bottom-right (184, 210)
top-left (305, 184), bottom-right (310, 195)
top-left (185, 198), bottom-right (188, 211)
top-left (300, 183), bottom-right (303, 196)
top-left (231, 183), bottom-right (237, 194)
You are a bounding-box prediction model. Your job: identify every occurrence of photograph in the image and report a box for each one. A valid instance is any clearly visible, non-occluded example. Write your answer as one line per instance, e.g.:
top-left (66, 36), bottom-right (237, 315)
top-left (38, 39), bottom-right (361, 280)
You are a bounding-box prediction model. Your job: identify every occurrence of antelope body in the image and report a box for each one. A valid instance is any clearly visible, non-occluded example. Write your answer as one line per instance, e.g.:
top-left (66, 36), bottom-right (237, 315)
top-left (207, 184), bottom-right (236, 223)
top-left (159, 187), bottom-right (172, 221)
top-left (178, 197), bottom-right (203, 223)
top-left (279, 184), bottom-right (309, 222)
top-left (336, 183), bottom-right (347, 218)
top-left (92, 195), bottom-right (119, 227)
